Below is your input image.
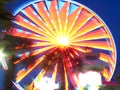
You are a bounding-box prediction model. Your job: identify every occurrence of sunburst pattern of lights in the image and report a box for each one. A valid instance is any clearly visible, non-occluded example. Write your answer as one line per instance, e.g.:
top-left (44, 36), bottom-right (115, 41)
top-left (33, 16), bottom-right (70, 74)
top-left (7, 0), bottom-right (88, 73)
top-left (9, 0), bottom-right (116, 89)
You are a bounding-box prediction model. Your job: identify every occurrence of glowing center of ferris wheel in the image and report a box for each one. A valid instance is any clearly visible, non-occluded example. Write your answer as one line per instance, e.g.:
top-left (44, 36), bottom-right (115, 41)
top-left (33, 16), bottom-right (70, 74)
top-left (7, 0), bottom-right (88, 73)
top-left (57, 36), bottom-right (69, 46)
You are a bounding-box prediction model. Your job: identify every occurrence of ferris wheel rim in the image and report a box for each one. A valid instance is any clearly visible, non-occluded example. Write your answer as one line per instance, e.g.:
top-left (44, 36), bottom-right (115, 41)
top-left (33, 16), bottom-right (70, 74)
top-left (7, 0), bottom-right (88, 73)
top-left (12, 0), bottom-right (117, 87)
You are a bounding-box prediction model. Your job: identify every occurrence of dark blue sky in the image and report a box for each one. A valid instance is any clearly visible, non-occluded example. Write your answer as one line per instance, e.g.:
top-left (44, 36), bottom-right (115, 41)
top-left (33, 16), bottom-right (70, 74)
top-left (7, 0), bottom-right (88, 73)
top-left (5, 0), bottom-right (120, 82)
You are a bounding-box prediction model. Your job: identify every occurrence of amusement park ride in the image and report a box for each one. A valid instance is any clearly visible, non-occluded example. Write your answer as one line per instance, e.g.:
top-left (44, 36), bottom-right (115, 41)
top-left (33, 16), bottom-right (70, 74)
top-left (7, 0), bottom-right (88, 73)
top-left (0, 0), bottom-right (117, 90)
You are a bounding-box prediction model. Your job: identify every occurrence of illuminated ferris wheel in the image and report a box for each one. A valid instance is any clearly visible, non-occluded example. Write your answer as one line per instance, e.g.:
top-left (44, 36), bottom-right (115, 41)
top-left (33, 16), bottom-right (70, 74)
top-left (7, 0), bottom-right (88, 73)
top-left (10, 0), bottom-right (116, 89)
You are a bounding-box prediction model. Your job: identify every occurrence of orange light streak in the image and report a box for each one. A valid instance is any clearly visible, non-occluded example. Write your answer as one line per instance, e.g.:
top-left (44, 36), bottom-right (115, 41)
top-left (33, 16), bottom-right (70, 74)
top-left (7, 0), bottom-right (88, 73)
top-left (16, 56), bottom-right (45, 82)
top-left (102, 68), bottom-right (110, 81)
top-left (37, 57), bottom-right (54, 82)
top-left (73, 46), bottom-right (92, 53)
top-left (71, 28), bottom-right (109, 42)
top-left (64, 66), bottom-right (68, 90)
top-left (64, 58), bottom-right (79, 89)
top-left (37, 2), bottom-right (55, 36)
top-left (59, 2), bottom-right (70, 35)
top-left (32, 45), bottom-right (55, 56)
top-left (67, 7), bottom-right (82, 35)
top-left (14, 53), bottom-right (29, 64)
top-left (99, 53), bottom-right (114, 63)
top-left (72, 41), bottom-right (113, 51)
top-left (11, 28), bottom-right (52, 42)
top-left (99, 52), bottom-right (115, 79)
top-left (71, 17), bottom-right (102, 39)
top-left (29, 42), bottom-right (54, 47)
top-left (37, 68), bottom-right (47, 82)
top-left (49, 0), bottom-right (60, 35)
top-left (24, 6), bottom-right (50, 31)
top-left (52, 63), bottom-right (58, 82)
top-left (14, 15), bottom-right (55, 40)
top-left (23, 6), bottom-right (56, 38)
top-left (69, 9), bottom-right (93, 37)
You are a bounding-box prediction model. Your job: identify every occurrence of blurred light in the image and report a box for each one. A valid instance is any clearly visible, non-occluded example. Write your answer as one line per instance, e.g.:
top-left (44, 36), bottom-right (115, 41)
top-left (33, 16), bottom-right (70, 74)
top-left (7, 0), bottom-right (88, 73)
top-left (57, 36), bottom-right (69, 46)
top-left (87, 86), bottom-right (100, 90)
top-left (0, 48), bottom-right (5, 58)
top-left (17, 54), bottom-right (22, 57)
top-left (12, 82), bottom-right (24, 90)
top-left (78, 72), bottom-right (88, 87)
top-left (0, 48), bottom-right (8, 70)
top-left (34, 76), bottom-right (59, 90)
top-left (78, 71), bottom-right (102, 90)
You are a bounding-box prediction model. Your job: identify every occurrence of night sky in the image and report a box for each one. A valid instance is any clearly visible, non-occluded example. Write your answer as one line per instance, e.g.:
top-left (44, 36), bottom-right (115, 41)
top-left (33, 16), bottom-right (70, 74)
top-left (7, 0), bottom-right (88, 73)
top-left (0, 0), bottom-right (120, 88)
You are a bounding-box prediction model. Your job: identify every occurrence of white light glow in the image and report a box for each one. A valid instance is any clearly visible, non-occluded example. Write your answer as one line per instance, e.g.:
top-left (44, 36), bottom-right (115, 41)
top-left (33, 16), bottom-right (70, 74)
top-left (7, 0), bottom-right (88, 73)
top-left (78, 71), bottom-right (102, 90)
top-left (57, 36), bottom-right (69, 46)
top-left (0, 49), bottom-right (5, 58)
top-left (87, 86), bottom-right (100, 90)
top-left (34, 76), bottom-right (59, 90)
top-left (0, 48), bottom-right (8, 70)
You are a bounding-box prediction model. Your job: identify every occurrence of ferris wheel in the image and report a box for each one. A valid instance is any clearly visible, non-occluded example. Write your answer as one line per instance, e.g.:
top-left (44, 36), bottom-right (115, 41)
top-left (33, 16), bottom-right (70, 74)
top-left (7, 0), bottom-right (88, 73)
top-left (10, 0), bottom-right (116, 89)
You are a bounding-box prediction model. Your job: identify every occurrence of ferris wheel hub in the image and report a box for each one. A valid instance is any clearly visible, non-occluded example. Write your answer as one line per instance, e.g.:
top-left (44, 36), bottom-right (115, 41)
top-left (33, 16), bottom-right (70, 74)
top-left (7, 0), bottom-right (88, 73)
top-left (57, 36), bottom-right (69, 47)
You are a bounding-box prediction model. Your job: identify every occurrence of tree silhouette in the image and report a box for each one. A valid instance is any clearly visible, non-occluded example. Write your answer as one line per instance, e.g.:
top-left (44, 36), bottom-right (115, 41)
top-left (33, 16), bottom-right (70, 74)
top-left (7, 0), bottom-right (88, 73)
top-left (0, 0), bottom-right (33, 89)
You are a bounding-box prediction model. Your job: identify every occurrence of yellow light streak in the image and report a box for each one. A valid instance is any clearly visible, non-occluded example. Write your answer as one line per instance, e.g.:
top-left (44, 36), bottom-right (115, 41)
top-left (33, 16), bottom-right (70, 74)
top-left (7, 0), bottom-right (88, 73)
top-left (64, 66), bottom-right (69, 90)
top-left (52, 63), bottom-right (58, 82)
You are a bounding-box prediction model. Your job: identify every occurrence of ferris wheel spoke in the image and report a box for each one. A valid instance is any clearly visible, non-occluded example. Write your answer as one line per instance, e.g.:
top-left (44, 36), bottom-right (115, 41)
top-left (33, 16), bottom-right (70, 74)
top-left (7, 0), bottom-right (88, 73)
top-left (102, 67), bottom-right (110, 81)
top-left (23, 6), bottom-right (47, 30)
top-left (71, 28), bottom-right (109, 42)
top-left (71, 41), bottom-right (113, 51)
top-left (71, 46), bottom-right (92, 53)
top-left (29, 42), bottom-right (54, 47)
top-left (15, 56), bottom-right (45, 82)
top-left (64, 66), bottom-right (69, 90)
top-left (22, 5), bottom-right (56, 38)
top-left (32, 45), bottom-right (56, 56)
top-left (11, 28), bottom-right (54, 42)
top-left (14, 15), bottom-right (53, 38)
top-left (52, 63), bottom-right (59, 82)
top-left (59, 2), bottom-right (70, 35)
top-left (71, 17), bottom-right (102, 39)
top-left (36, 2), bottom-right (57, 36)
top-left (67, 6), bottom-right (82, 36)
top-left (17, 56), bottom-right (55, 83)
top-left (69, 9), bottom-right (93, 37)
top-left (64, 57), bottom-right (79, 88)
top-left (36, 68), bottom-right (48, 82)
top-left (99, 53), bottom-right (114, 63)
top-left (35, 57), bottom-right (57, 82)
top-left (28, 67), bottom-right (49, 89)
top-left (15, 48), bottom-right (52, 64)
top-left (99, 52), bottom-right (115, 72)
top-left (48, 0), bottom-right (60, 35)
